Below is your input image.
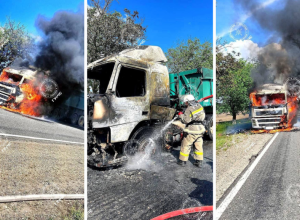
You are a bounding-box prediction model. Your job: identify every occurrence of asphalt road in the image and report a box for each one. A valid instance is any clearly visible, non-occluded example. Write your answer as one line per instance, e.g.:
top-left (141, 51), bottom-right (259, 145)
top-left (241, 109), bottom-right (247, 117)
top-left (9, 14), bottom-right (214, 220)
top-left (88, 140), bottom-right (213, 220)
top-left (0, 108), bottom-right (84, 143)
top-left (219, 130), bottom-right (300, 219)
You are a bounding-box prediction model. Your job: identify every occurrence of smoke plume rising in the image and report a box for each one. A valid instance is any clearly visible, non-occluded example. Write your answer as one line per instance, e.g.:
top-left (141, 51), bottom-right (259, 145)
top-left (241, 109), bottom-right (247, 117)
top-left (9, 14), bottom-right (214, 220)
top-left (34, 10), bottom-right (84, 91)
top-left (234, 0), bottom-right (300, 86)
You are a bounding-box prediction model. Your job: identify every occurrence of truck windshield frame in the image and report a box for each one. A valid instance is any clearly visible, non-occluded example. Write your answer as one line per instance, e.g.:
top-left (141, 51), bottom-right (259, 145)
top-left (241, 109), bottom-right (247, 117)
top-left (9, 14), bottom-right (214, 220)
top-left (0, 72), bottom-right (23, 86)
top-left (115, 65), bottom-right (146, 98)
top-left (252, 93), bottom-right (286, 106)
top-left (88, 62), bottom-right (115, 94)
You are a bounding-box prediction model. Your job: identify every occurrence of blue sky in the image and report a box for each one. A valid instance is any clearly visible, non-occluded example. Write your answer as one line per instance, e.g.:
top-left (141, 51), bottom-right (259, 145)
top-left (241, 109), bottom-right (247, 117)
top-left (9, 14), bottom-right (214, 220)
top-left (217, 0), bottom-right (280, 47)
top-left (0, 0), bottom-right (83, 37)
top-left (93, 0), bottom-right (213, 52)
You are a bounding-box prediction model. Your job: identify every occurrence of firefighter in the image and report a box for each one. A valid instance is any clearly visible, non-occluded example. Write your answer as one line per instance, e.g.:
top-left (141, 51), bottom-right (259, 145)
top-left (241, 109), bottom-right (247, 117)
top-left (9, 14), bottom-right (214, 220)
top-left (177, 94), bottom-right (205, 168)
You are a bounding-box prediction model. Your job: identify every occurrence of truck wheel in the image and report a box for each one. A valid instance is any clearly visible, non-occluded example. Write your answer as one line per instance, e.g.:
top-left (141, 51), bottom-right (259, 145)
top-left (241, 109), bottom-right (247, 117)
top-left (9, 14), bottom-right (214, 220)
top-left (71, 113), bottom-right (78, 125)
top-left (123, 139), bottom-right (141, 157)
top-left (207, 117), bottom-right (213, 140)
top-left (78, 115), bottom-right (84, 128)
top-left (138, 132), bottom-right (163, 157)
top-left (123, 126), bottom-right (162, 157)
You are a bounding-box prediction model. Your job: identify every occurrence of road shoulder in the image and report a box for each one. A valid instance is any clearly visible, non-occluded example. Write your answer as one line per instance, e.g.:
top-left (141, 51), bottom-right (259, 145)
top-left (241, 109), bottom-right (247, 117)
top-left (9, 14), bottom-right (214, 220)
top-left (216, 133), bottom-right (273, 202)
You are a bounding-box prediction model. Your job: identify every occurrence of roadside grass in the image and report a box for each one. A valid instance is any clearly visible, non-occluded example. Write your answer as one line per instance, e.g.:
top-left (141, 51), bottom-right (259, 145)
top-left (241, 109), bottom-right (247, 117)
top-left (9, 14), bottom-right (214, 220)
top-left (62, 202), bottom-right (84, 220)
top-left (216, 119), bottom-right (251, 151)
top-left (216, 121), bottom-right (233, 151)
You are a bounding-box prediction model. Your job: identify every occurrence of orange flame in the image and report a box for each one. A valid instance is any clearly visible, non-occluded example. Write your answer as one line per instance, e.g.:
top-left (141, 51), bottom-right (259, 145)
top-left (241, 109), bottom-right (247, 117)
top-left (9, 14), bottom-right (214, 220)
top-left (0, 70), bottom-right (22, 85)
top-left (18, 81), bottom-right (44, 116)
top-left (250, 92), bottom-right (286, 106)
top-left (251, 127), bottom-right (297, 134)
top-left (287, 96), bottom-right (298, 127)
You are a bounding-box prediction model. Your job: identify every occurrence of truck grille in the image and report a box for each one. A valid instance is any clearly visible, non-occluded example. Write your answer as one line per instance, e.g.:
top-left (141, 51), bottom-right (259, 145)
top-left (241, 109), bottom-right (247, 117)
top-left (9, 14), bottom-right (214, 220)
top-left (0, 86), bottom-right (12, 95)
top-left (258, 123), bottom-right (281, 127)
top-left (253, 117), bottom-right (282, 128)
top-left (0, 93), bottom-right (9, 101)
top-left (257, 118), bottom-right (281, 123)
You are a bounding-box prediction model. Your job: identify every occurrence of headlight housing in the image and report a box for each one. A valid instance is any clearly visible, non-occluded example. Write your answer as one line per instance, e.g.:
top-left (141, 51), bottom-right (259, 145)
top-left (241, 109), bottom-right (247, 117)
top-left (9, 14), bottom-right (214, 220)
top-left (11, 88), bottom-right (16, 94)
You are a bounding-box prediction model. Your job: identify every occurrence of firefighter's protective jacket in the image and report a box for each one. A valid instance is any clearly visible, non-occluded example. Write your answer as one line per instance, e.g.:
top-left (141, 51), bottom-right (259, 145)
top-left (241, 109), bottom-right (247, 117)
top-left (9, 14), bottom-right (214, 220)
top-left (179, 102), bottom-right (205, 134)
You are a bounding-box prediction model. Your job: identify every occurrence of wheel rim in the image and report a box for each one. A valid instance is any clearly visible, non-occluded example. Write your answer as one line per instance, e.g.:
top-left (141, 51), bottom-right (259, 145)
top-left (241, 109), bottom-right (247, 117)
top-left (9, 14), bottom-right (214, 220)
top-left (78, 116), bottom-right (84, 127)
top-left (139, 138), bottom-right (156, 154)
top-left (124, 140), bottom-right (140, 157)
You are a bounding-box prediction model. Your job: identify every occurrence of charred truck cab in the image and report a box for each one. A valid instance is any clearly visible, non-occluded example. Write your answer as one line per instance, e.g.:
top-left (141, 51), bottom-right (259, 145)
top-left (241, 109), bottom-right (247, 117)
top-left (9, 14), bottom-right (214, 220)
top-left (88, 46), bottom-right (179, 167)
top-left (250, 84), bottom-right (289, 130)
top-left (0, 67), bottom-right (36, 107)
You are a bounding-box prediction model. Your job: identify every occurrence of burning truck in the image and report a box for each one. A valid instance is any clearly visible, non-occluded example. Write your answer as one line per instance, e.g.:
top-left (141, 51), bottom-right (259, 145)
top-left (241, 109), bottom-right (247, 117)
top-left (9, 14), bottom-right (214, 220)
top-left (0, 65), bottom-right (84, 127)
top-left (0, 66), bottom-right (46, 116)
top-left (250, 83), bottom-right (298, 131)
top-left (87, 46), bottom-right (213, 168)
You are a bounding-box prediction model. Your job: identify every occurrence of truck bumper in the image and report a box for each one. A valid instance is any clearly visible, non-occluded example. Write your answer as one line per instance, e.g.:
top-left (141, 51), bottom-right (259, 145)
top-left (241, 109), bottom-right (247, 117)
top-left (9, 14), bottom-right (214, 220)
top-left (251, 117), bottom-right (284, 129)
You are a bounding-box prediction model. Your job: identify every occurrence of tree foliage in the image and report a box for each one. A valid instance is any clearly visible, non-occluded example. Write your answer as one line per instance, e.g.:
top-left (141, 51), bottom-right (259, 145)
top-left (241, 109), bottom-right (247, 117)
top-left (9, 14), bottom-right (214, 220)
top-left (87, 0), bottom-right (147, 93)
top-left (0, 17), bottom-right (34, 71)
top-left (216, 39), bottom-right (255, 123)
top-left (87, 0), bottom-right (147, 63)
top-left (216, 39), bottom-right (243, 80)
top-left (217, 59), bottom-right (254, 122)
top-left (166, 38), bottom-right (213, 73)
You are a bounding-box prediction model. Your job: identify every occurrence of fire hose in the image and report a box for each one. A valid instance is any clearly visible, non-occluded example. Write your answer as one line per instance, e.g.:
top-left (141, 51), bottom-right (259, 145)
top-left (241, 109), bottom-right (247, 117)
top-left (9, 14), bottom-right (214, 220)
top-left (151, 206), bottom-right (213, 220)
top-left (174, 95), bottom-right (213, 119)
top-left (198, 95), bottom-right (213, 102)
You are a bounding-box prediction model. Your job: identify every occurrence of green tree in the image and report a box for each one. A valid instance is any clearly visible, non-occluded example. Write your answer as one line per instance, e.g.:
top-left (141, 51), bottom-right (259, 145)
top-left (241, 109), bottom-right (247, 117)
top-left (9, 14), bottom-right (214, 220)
top-left (217, 60), bottom-right (254, 123)
top-left (87, 0), bottom-right (147, 63)
top-left (165, 38), bottom-right (213, 73)
top-left (87, 0), bottom-right (147, 93)
top-left (0, 17), bottom-right (34, 70)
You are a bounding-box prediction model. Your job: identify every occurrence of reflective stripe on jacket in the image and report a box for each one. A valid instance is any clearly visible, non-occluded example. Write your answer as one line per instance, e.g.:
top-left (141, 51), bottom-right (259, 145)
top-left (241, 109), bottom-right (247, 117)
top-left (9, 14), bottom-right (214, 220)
top-left (179, 103), bottom-right (205, 134)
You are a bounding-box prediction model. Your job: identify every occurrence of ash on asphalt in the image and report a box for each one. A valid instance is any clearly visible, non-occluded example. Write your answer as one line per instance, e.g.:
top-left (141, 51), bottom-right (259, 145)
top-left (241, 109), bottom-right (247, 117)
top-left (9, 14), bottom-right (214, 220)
top-left (88, 140), bottom-right (213, 220)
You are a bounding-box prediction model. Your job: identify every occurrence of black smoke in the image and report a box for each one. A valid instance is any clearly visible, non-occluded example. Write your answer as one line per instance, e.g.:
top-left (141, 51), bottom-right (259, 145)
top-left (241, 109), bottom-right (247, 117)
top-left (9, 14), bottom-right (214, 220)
top-left (34, 10), bottom-right (84, 92)
top-left (234, 0), bottom-right (300, 86)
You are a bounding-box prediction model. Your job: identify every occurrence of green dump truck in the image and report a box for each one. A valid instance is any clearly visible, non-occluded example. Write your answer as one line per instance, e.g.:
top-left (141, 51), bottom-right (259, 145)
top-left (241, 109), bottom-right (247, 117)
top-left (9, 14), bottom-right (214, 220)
top-left (87, 46), bottom-right (213, 168)
top-left (169, 68), bottom-right (213, 139)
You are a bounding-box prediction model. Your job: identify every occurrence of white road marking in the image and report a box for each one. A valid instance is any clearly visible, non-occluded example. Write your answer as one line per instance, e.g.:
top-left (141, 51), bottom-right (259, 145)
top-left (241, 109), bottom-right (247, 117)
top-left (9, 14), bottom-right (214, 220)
top-left (0, 133), bottom-right (84, 145)
top-left (216, 132), bottom-right (279, 219)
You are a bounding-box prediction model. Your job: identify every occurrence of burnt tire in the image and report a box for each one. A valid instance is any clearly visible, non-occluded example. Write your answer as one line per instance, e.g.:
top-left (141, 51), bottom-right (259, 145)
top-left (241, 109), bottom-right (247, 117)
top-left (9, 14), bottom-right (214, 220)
top-left (123, 126), bottom-right (162, 158)
top-left (138, 133), bottom-right (163, 157)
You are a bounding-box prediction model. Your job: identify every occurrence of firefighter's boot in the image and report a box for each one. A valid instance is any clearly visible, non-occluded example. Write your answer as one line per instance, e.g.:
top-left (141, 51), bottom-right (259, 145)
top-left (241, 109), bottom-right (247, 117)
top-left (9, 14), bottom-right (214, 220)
top-left (177, 160), bottom-right (187, 166)
top-left (194, 160), bottom-right (202, 168)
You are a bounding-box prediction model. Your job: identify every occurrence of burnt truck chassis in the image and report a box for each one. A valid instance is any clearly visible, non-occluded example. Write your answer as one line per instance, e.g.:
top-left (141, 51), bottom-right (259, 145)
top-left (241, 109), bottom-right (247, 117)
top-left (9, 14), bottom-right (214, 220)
top-left (87, 94), bottom-right (184, 168)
